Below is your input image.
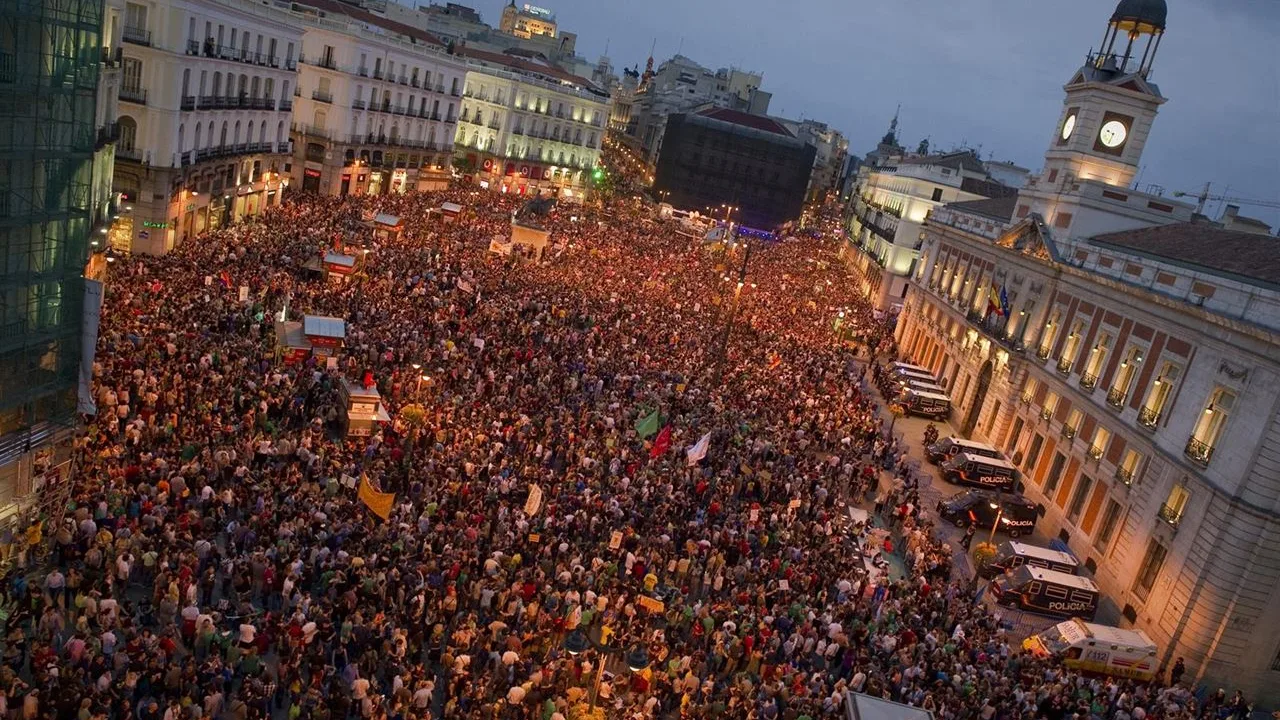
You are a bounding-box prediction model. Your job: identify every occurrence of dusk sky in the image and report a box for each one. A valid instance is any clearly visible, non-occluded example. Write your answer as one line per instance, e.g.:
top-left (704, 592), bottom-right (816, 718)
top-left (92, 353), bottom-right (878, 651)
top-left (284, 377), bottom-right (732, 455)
top-left (468, 0), bottom-right (1279, 226)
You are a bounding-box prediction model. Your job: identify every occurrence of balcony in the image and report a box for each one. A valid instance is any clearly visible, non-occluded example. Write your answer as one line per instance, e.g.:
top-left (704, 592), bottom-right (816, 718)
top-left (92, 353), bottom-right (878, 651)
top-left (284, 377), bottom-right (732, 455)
top-left (119, 86), bottom-right (147, 104)
top-left (317, 55), bottom-right (338, 71)
top-left (312, 90), bottom-right (333, 104)
top-left (285, 58), bottom-right (297, 71)
top-left (352, 99), bottom-right (366, 110)
top-left (1183, 437), bottom-right (1213, 466)
top-left (1114, 465), bottom-right (1134, 487)
top-left (0, 50), bottom-right (15, 83)
top-left (180, 95), bottom-right (196, 111)
top-left (372, 69), bottom-right (385, 80)
top-left (122, 25), bottom-right (151, 46)
top-left (291, 123), bottom-right (330, 139)
top-left (1088, 444), bottom-right (1104, 460)
top-left (398, 75), bottom-right (408, 85)
top-left (1060, 424), bottom-right (1077, 440)
top-left (95, 122), bottom-right (120, 149)
top-left (1157, 503), bottom-right (1183, 529)
top-left (358, 67), bottom-right (368, 77)
top-left (1040, 407), bottom-right (1054, 422)
top-left (411, 78), bottom-right (420, 88)
top-left (1106, 387), bottom-right (1126, 410)
top-left (277, 141), bottom-right (291, 154)
top-left (1056, 357), bottom-right (1073, 375)
top-left (279, 99), bottom-right (292, 112)
top-left (101, 46), bottom-right (122, 67)
top-left (1079, 372), bottom-right (1098, 391)
top-left (1137, 406), bottom-right (1160, 431)
top-left (116, 146), bottom-right (142, 162)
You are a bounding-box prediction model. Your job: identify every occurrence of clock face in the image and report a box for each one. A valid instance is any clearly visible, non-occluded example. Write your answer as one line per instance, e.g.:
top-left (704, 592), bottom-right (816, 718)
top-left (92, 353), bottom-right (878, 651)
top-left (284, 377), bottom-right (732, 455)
top-left (1061, 114), bottom-right (1077, 141)
top-left (1099, 120), bottom-right (1128, 148)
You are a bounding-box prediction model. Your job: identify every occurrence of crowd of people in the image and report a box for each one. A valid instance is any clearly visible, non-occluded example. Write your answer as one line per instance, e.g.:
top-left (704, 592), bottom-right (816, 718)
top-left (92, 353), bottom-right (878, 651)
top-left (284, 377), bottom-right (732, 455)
top-left (0, 182), bottom-right (1241, 720)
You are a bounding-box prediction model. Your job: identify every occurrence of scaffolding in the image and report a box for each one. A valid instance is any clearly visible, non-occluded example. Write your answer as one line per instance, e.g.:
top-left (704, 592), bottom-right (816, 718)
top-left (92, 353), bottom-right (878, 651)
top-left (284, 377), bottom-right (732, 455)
top-left (0, 0), bottom-right (103, 527)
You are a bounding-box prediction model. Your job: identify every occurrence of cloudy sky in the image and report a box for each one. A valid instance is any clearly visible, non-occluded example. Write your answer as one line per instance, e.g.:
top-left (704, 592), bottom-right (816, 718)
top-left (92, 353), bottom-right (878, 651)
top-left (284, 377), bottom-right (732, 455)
top-left (471, 0), bottom-right (1279, 226)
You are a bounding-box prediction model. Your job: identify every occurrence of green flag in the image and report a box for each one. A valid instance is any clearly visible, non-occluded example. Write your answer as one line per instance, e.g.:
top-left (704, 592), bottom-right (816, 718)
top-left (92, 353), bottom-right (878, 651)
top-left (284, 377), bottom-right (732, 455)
top-left (634, 409), bottom-right (660, 439)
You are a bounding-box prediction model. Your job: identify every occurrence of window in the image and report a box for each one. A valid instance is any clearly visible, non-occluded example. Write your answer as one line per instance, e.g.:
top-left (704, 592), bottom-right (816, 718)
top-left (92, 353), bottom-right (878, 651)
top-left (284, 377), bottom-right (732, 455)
top-left (1058, 321), bottom-right (1084, 373)
top-left (1108, 346), bottom-right (1143, 408)
top-left (1006, 417), bottom-right (1024, 456)
top-left (122, 57), bottom-right (143, 92)
top-left (1095, 499), bottom-right (1122, 549)
top-left (1116, 448), bottom-right (1142, 486)
top-left (1024, 434), bottom-right (1045, 474)
top-left (1186, 388), bottom-right (1233, 465)
top-left (931, 187), bottom-right (943, 202)
top-left (124, 2), bottom-right (148, 32)
top-left (1160, 484), bottom-right (1190, 527)
top-left (1021, 376), bottom-right (1038, 405)
top-left (1067, 475), bottom-right (1093, 523)
top-left (1042, 391), bottom-right (1060, 421)
top-left (1081, 333), bottom-right (1110, 388)
top-left (118, 116), bottom-right (137, 151)
top-left (1139, 362), bottom-right (1180, 428)
top-left (1090, 426), bottom-right (1110, 460)
top-left (1133, 539), bottom-right (1168, 600)
top-left (1045, 585), bottom-right (1068, 600)
top-left (1044, 452), bottom-right (1067, 496)
top-left (1038, 310), bottom-right (1061, 358)
top-left (1063, 408), bottom-right (1082, 439)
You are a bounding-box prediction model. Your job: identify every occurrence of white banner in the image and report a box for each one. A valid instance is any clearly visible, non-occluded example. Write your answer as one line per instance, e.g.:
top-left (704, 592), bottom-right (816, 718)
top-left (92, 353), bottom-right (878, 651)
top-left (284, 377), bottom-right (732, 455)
top-left (524, 484), bottom-right (543, 516)
top-left (686, 432), bottom-right (711, 466)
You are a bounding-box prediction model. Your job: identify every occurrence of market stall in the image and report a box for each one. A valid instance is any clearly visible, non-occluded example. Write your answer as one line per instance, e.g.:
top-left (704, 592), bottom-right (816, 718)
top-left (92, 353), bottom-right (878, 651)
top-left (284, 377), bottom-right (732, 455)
top-left (369, 213), bottom-right (403, 242)
top-left (273, 314), bottom-right (346, 365)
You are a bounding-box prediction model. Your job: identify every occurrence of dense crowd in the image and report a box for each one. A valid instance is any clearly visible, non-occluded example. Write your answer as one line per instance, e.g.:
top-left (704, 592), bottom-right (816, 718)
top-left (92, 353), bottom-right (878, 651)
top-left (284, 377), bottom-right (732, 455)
top-left (0, 184), bottom-right (1239, 720)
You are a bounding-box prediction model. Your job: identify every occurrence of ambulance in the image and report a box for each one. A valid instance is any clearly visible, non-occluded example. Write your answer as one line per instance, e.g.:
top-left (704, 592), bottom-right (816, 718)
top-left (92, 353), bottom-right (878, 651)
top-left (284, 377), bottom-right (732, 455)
top-left (1023, 619), bottom-right (1158, 681)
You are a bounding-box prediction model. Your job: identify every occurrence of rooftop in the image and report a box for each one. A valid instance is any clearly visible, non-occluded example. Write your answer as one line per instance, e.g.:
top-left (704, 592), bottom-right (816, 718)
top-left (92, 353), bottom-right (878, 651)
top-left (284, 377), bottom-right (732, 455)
top-left (454, 45), bottom-right (600, 93)
top-left (296, 0), bottom-right (445, 46)
top-left (695, 107), bottom-right (793, 137)
top-left (1089, 222), bottom-right (1280, 289)
top-left (901, 150), bottom-right (987, 175)
top-left (945, 196), bottom-right (1019, 222)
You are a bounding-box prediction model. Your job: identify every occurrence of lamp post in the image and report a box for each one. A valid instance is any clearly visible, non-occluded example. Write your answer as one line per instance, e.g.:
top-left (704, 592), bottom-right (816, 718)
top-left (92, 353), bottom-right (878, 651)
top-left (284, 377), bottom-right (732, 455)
top-left (562, 629), bottom-right (651, 713)
top-left (987, 491), bottom-right (1005, 546)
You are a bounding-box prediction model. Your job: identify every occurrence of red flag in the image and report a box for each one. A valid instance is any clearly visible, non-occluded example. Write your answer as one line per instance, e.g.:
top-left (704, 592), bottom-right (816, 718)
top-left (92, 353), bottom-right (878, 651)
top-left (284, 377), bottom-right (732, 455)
top-left (650, 425), bottom-right (672, 460)
top-left (218, 270), bottom-right (232, 288)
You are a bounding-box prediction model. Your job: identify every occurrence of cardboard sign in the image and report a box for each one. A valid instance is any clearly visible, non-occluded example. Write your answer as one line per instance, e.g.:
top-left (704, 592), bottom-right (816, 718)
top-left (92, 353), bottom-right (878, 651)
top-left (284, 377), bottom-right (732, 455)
top-left (609, 530), bottom-right (623, 550)
top-left (789, 498), bottom-right (802, 509)
top-left (637, 595), bottom-right (665, 614)
top-left (239, 286), bottom-right (250, 302)
top-left (341, 474), bottom-right (359, 489)
top-left (749, 508), bottom-right (759, 523)
top-left (524, 484), bottom-right (543, 516)
top-left (528, 533), bottom-right (540, 543)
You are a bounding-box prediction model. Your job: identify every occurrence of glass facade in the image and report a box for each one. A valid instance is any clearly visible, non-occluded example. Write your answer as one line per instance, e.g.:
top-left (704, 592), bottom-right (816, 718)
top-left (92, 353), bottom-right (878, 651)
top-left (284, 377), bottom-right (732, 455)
top-left (0, 0), bottom-right (103, 501)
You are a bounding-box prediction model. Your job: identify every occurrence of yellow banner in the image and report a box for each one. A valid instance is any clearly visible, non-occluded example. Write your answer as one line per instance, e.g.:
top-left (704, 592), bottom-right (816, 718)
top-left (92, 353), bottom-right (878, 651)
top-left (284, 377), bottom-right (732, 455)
top-left (358, 473), bottom-right (395, 521)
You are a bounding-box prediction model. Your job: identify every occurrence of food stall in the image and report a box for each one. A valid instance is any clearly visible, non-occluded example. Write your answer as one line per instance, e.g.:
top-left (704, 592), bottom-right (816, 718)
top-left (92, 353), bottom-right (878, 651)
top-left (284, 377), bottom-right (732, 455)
top-left (368, 213), bottom-right (403, 242)
top-left (274, 314), bottom-right (346, 365)
top-left (339, 378), bottom-right (392, 438)
top-left (440, 202), bottom-right (462, 223)
top-left (323, 251), bottom-right (359, 282)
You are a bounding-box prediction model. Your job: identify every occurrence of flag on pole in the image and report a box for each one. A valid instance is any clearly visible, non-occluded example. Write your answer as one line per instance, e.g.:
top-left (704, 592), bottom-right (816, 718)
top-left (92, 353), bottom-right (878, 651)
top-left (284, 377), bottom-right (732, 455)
top-left (357, 473), bottom-right (395, 521)
top-left (634, 409), bottom-right (661, 439)
top-left (650, 425), bottom-right (672, 459)
top-left (987, 283), bottom-right (1003, 317)
top-left (999, 285), bottom-right (1011, 316)
top-left (686, 431), bottom-right (712, 466)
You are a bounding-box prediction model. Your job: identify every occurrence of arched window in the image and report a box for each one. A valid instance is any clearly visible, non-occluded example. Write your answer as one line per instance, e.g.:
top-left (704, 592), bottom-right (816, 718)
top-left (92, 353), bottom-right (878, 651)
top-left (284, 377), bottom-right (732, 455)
top-left (212, 71), bottom-right (222, 96)
top-left (276, 121), bottom-right (284, 143)
top-left (207, 121), bottom-right (216, 149)
top-left (233, 120), bottom-right (241, 144)
top-left (178, 123), bottom-right (185, 152)
top-left (182, 68), bottom-right (191, 97)
top-left (118, 115), bottom-right (138, 151)
top-left (219, 121), bottom-right (228, 146)
top-left (259, 122), bottom-right (267, 143)
top-left (247, 120), bottom-right (254, 145)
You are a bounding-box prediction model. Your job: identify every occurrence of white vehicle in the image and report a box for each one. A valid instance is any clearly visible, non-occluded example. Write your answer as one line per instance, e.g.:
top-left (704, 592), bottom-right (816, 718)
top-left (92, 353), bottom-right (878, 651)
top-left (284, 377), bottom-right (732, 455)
top-left (1023, 619), bottom-right (1157, 681)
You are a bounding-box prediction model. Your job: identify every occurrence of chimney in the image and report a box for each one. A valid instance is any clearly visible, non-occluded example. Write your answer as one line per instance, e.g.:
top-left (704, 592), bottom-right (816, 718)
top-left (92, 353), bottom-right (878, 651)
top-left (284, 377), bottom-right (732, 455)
top-left (1222, 204), bottom-right (1240, 223)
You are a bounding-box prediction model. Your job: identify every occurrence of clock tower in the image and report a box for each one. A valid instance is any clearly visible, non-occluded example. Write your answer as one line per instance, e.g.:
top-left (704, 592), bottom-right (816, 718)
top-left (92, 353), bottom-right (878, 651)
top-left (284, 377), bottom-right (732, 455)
top-left (1041, 0), bottom-right (1168, 190)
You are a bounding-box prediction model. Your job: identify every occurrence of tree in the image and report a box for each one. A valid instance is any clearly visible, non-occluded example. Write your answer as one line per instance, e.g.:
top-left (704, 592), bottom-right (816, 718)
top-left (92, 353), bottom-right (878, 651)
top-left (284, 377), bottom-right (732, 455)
top-left (398, 404), bottom-right (429, 466)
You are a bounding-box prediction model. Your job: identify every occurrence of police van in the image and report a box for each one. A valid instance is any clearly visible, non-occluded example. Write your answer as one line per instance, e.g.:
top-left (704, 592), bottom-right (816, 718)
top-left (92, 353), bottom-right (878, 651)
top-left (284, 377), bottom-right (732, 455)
top-left (935, 491), bottom-right (1039, 538)
top-left (979, 541), bottom-right (1080, 579)
top-left (926, 436), bottom-right (1003, 464)
top-left (940, 452), bottom-right (1019, 491)
top-left (990, 566), bottom-right (1100, 620)
top-left (896, 379), bottom-right (948, 399)
top-left (889, 361), bottom-right (933, 376)
top-left (1023, 620), bottom-right (1158, 681)
top-left (901, 388), bottom-right (951, 419)
top-left (893, 368), bottom-right (939, 388)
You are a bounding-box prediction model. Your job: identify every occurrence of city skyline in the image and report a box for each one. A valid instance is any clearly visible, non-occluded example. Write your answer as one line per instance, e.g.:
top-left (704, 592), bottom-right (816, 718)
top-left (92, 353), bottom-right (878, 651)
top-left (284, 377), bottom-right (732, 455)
top-left (524, 0), bottom-right (1279, 224)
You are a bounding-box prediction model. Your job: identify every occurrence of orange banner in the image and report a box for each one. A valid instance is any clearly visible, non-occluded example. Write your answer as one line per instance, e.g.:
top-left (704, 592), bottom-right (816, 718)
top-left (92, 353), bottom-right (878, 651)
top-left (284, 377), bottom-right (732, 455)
top-left (358, 473), bottom-right (395, 521)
